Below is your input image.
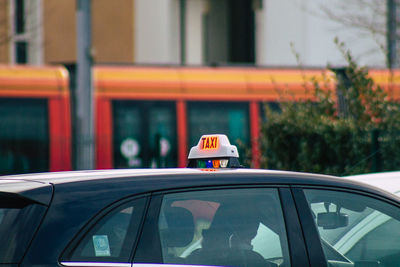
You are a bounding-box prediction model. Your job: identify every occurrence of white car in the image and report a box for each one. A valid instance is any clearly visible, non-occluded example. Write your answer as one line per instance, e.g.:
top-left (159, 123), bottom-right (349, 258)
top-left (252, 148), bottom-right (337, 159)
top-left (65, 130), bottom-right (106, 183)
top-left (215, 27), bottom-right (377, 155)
top-left (345, 172), bottom-right (400, 196)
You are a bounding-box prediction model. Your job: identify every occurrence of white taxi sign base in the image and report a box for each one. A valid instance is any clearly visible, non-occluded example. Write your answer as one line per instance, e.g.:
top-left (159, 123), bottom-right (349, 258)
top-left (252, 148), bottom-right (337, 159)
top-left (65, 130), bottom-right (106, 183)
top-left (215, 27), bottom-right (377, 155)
top-left (188, 134), bottom-right (239, 159)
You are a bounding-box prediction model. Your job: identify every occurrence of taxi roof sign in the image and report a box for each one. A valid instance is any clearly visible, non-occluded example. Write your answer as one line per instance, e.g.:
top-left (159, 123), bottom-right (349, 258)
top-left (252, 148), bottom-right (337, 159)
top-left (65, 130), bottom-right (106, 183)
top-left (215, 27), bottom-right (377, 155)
top-left (188, 134), bottom-right (239, 159)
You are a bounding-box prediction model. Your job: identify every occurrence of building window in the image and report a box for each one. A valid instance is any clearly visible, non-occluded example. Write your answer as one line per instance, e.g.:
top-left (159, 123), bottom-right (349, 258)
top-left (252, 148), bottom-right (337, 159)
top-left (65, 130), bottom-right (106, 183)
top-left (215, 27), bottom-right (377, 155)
top-left (15, 41), bottom-right (28, 63)
top-left (14, 0), bottom-right (25, 34)
top-left (10, 0), bottom-right (43, 64)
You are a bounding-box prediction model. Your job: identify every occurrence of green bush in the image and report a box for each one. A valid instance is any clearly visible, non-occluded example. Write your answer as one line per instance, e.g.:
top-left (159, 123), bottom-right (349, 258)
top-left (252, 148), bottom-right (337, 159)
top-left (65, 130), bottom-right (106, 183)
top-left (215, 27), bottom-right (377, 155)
top-left (259, 39), bottom-right (400, 175)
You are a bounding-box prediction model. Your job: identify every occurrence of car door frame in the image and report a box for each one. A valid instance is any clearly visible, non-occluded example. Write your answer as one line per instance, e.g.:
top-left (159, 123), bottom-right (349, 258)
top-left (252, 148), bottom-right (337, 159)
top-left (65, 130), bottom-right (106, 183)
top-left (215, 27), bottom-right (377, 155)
top-left (291, 187), bottom-right (328, 267)
top-left (291, 184), bottom-right (400, 267)
top-left (59, 194), bottom-right (151, 267)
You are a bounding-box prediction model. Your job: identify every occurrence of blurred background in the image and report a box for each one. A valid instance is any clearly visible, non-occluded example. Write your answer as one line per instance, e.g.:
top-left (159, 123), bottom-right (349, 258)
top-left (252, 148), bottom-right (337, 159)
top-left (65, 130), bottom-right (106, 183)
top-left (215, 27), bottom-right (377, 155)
top-left (0, 0), bottom-right (389, 66)
top-left (0, 0), bottom-right (399, 175)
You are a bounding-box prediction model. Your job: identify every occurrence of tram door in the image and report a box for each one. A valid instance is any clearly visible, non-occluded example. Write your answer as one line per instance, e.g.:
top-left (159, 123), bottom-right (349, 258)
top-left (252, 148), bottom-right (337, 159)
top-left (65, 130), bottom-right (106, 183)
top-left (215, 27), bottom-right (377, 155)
top-left (113, 101), bottom-right (177, 168)
top-left (0, 99), bottom-right (49, 175)
top-left (188, 102), bottom-right (250, 156)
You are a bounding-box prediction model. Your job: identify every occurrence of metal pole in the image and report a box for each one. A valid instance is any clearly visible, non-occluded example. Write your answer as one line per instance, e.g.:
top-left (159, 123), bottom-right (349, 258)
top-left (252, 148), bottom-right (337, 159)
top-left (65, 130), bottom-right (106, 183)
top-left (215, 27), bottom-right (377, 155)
top-left (180, 0), bottom-right (186, 65)
top-left (388, 0), bottom-right (395, 68)
top-left (76, 0), bottom-right (94, 170)
top-left (387, 0), bottom-right (400, 68)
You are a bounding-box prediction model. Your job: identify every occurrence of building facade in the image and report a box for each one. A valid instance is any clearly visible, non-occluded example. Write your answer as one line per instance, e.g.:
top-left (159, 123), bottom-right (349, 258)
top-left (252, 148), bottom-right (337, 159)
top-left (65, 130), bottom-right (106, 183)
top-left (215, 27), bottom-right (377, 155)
top-left (0, 0), bottom-right (387, 67)
top-left (0, 0), bottom-right (135, 65)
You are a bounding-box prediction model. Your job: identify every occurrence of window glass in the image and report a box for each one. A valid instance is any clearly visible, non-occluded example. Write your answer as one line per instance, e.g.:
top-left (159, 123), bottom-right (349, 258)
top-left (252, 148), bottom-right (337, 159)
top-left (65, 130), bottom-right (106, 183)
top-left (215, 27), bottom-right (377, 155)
top-left (158, 188), bottom-right (290, 267)
top-left (113, 101), bottom-right (177, 168)
top-left (15, 0), bottom-right (25, 34)
top-left (0, 98), bottom-right (48, 175)
top-left (66, 198), bottom-right (146, 262)
top-left (188, 102), bottom-right (249, 157)
top-left (15, 41), bottom-right (28, 64)
top-left (304, 189), bottom-right (400, 267)
top-left (0, 197), bottom-right (47, 263)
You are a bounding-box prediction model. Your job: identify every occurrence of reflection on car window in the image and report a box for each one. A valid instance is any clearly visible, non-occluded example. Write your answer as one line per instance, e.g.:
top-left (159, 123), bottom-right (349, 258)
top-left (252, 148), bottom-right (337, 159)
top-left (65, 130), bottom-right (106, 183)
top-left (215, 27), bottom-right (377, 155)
top-left (64, 198), bottom-right (146, 263)
top-left (0, 203), bottom-right (47, 264)
top-left (304, 189), bottom-right (400, 267)
top-left (158, 188), bottom-right (290, 267)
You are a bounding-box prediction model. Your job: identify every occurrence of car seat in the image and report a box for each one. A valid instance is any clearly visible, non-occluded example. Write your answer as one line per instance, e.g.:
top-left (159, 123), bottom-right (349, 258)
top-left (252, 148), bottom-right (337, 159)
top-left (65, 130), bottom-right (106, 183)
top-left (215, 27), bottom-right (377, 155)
top-left (161, 206), bottom-right (195, 264)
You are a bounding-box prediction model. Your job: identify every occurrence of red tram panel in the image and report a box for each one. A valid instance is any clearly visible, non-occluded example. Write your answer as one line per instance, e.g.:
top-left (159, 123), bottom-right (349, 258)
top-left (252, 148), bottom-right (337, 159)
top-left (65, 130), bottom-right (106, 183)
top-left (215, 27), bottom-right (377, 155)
top-left (1, 65), bottom-right (400, 174)
top-left (0, 65), bottom-right (71, 174)
top-left (94, 66), bottom-right (336, 169)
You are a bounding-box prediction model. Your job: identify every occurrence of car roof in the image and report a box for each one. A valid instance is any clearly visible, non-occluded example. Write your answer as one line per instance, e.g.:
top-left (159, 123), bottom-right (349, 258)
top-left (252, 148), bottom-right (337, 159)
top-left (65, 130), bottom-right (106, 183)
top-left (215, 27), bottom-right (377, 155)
top-left (345, 171), bottom-right (400, 195)
top-left (1, 168), bottom-right (316, 183)
top-left (1, 168), bottom-right (398, 200)
top-left (0, 168), bottom-right (348, 187)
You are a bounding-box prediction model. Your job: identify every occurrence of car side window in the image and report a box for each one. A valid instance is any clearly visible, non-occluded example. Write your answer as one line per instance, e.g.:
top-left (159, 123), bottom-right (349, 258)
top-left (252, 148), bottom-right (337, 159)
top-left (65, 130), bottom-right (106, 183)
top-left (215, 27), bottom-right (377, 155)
top-left (304, 189), bottom-right (400, 267)
top-left (62, 197), bottom-right (146, 263)
top-left (158, 188), bottom-right (291, 267)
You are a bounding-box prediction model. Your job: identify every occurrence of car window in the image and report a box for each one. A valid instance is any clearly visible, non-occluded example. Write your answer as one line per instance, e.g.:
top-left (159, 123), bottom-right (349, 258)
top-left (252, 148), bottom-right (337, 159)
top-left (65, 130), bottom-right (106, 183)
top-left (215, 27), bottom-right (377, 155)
top-left (63, 197), bottom-right (146, 263)
top-left (0, 197), bottom-right (47, 263)
top-left (304, 189), bottom-right (400, 267)
top-left (157, 188), bottom-right (290, 267)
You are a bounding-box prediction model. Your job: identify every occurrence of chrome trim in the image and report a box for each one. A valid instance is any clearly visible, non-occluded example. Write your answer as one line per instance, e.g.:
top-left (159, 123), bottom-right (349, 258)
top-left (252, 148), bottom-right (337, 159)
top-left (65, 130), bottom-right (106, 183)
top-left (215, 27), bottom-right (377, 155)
top-left (61, 262), bottom-right (131, 267)
top-left (133, 264), bottom-right (219, 267)
top-left (61, 262), bottom-right (220, 267)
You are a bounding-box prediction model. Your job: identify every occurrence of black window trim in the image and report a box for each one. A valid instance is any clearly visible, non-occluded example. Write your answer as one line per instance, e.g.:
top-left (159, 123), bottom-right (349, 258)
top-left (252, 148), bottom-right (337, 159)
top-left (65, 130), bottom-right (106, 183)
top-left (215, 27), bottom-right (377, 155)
top-left (279, 188), bottom-right (310, 267)
top-left (133, 194), bottom-right (163, 263)
top-left (60, 263), bottom-right (131, 267)
top-left (149, 184), bottom-right (291, 197)
top-left (293, 184), bottom-right (400, 210)
top-left (291, 187), bottom-right (328, 267)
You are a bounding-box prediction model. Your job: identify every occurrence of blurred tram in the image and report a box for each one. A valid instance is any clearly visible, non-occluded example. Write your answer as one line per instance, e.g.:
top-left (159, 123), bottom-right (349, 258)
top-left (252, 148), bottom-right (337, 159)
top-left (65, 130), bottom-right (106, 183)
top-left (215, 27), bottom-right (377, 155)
top-left (1, 65), bottom-right (400, 175)
top-left (0, 65), bottom-right (71, 174)
top-left (95, 66), bottom-right (336, 169)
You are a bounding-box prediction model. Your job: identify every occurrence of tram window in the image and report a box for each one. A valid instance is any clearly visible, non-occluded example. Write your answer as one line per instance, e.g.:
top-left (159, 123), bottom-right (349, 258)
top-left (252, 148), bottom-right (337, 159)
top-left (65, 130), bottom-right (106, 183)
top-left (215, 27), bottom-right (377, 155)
top-left (0, 98), bottom-right (49, 175)
top-left (188, 102), bottom-right (250, 155)
top-left (113, 101), bottom-right (177, 168)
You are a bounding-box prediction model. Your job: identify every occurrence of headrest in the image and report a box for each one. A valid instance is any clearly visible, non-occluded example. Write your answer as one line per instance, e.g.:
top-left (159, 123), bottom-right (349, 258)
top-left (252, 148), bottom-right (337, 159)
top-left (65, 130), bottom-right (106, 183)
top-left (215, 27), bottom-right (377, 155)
top-left (164, 207), bottom-right (194, 247)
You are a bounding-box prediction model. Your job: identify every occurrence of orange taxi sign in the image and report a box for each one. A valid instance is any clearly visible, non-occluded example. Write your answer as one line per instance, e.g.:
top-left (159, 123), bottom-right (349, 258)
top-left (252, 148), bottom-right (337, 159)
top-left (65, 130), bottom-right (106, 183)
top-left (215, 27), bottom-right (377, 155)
top-left (200, 136), bottom-right (219, 150)
top-left (188, 134), bottom-right (239, 160)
